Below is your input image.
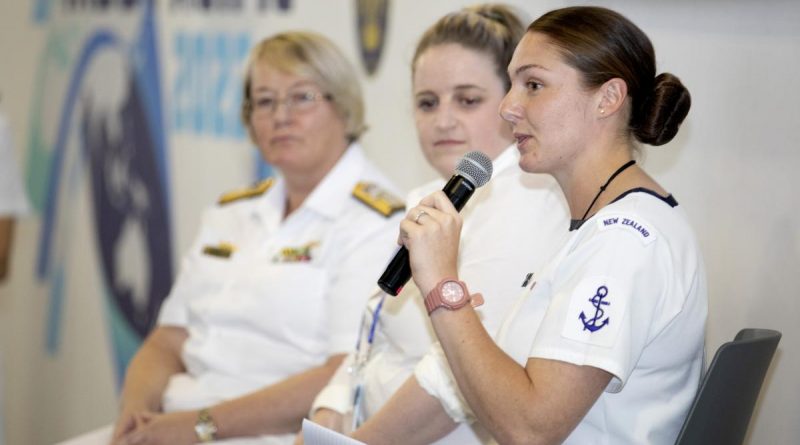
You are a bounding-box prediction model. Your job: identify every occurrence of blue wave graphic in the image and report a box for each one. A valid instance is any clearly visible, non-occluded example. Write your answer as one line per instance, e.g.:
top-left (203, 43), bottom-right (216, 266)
top-left (36, 0), bottom-right (173, 384)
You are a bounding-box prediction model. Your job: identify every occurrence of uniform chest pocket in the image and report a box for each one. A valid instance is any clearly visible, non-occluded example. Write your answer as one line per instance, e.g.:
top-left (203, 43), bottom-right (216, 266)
top-left (229, 262), bottom-right (329, 336)
top-left (182, 249), bottom-right (238, 295)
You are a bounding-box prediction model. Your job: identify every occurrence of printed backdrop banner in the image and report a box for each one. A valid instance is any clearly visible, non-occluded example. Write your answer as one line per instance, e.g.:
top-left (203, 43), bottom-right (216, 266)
top-left (27, 0), bottom-right (173, 385)
top-left (2, 1), bottom-right (798, 445)
top-left (24, 0), bottom-right (307, 386)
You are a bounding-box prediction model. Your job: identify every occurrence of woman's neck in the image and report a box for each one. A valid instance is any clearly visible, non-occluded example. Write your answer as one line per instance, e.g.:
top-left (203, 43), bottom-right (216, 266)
top-left (557, 154), bottom-right (668, 223)
top-left (555, 147), bottom-right (636, 221)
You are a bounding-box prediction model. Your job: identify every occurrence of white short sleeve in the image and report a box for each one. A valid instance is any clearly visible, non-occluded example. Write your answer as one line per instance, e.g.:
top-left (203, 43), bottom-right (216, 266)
top-left (311, 353), bottom-right (355, 415)
top-left (529, 215), bottom-right (674, 391)
top-left (414, 342), bottom-right (474, 423)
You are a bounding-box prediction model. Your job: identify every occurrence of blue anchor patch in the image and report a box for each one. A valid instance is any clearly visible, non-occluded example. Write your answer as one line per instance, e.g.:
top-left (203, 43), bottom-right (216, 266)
top-left (579, 285), bottom-right (610, 332)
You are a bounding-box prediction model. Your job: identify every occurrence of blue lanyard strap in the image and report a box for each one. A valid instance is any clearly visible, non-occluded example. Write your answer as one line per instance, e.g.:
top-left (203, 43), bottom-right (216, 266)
top-left (353, 288), bottom-right (387, 354)
top-left (351, 287), bottom-right (387, 430)
top-left (367, 292), bottom-right (386, 344)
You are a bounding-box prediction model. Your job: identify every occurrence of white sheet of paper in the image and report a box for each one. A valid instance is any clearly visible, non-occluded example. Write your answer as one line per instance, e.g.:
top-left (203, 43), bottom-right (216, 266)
top-left (302, 419), bottom-right (366, 445)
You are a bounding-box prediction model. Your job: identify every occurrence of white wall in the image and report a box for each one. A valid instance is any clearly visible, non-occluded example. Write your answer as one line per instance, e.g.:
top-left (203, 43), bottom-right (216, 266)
top-left (0, 1), bottom-right (798, 444)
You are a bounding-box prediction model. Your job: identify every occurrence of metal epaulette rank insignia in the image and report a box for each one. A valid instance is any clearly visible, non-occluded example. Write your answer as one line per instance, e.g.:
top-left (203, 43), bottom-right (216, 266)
top-left (202, 242), bottom-right (236, 258)
top-left (217, 178), bottom-right (274, 205)
top-left (352, 181), bottom-right (404, 217)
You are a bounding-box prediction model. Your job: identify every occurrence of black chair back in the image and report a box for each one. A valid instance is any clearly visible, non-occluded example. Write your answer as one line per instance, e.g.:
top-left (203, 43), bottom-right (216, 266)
top-left (674, 328), bottom-right (781, 445)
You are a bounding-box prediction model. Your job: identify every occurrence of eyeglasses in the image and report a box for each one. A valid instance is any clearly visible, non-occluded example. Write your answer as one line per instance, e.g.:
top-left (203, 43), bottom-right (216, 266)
top-left (248, 89), bottom-right (332, 118)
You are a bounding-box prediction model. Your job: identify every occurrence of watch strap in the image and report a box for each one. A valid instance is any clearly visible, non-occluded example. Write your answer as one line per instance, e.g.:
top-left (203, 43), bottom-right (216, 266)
top-left (424, 278), bottom-right (484, 315)
top-left (424, 288), bottom-right (444, 314)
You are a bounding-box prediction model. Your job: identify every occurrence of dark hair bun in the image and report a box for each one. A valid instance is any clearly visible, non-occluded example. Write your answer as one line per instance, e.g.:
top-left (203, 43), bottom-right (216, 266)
top-left (634, 73), bottom-right (691, 146)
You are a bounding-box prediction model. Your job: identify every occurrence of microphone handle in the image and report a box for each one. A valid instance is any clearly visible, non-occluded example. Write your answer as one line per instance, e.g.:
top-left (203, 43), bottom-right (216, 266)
top-left (377, 175), bottom-right (476, 296)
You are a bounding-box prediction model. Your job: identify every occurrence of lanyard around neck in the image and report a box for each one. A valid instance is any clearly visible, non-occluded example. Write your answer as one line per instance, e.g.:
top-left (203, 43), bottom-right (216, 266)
top-left (570, 160), bottom-right (636, 231)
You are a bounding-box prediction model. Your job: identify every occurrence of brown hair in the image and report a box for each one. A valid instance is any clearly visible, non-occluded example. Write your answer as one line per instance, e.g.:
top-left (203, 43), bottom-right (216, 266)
top-left (412, 4), bottom-right (526, 91)
top-left (529, 6), bottom-right (691, 146)
top-left (241, 31), bottom-right (365, 142)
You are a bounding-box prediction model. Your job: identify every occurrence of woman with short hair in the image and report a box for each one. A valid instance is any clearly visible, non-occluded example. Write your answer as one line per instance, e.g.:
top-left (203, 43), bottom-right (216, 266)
top-left (110, 31), bottom-right (403, 445)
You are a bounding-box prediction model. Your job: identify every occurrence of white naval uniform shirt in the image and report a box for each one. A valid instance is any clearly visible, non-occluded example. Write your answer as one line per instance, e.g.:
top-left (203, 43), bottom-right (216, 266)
top-left (312, 146), bottom-right (570, 444)
top-left (157, 145), bottom-right (402, 445)
top-left (421, 190), bottom-right (707, 445)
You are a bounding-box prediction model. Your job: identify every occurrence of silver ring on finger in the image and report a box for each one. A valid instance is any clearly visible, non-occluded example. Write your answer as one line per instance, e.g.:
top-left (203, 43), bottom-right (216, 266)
top-left (414, 210), bottom-right (428, 224)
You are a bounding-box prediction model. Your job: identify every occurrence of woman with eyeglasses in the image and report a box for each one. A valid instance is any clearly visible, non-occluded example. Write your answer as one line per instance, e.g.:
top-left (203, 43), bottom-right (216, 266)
top-left (352, 6), bottom-right (706, 445)
top-left (300, 5), bottom-right (568, 444)
top-left (109, 31), bottom-right (403, 445)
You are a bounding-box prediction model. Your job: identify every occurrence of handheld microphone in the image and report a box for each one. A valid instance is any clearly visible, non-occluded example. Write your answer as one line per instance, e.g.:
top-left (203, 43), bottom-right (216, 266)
top-left (377, 151), bottom-right (493, 296)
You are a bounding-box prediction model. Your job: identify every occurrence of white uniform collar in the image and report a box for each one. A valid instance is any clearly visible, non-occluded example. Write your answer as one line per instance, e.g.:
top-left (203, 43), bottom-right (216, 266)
top-left (266, 143), bottom-right (366, 220)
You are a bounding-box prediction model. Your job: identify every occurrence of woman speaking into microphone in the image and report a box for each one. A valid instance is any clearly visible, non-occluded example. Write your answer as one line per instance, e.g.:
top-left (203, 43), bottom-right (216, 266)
top-left (355, 6), bottom-right (706, 445)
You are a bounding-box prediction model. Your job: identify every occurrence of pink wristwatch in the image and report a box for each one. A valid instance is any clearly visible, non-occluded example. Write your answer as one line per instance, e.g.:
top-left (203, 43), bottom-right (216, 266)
top-left (424, 278), bottom-right (484, 315)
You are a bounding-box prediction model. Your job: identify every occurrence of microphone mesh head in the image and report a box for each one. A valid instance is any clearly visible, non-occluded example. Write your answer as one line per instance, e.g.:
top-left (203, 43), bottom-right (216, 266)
top-left (455, 151), bottom-right (493, 187)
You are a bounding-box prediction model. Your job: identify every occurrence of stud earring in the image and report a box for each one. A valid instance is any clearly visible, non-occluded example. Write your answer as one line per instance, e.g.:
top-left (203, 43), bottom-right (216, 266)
top-left (600, 108), bottom-right (605, 115)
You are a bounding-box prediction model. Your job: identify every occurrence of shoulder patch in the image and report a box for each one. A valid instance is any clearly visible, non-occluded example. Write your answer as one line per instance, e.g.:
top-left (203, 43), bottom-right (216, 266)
top-left (561, 275), bottom-right (628, 348)
top-left (596, 214), bottom-right (657, 245)
top-left (218, 178), bottom-right (274, 206)
top-left (352, 181), bottom-right (404, 217)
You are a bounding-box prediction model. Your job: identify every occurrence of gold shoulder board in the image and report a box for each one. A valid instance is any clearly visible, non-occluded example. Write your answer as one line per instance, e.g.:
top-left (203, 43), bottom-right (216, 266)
top-left (352, 181), bottom-right (404, 217)
top-left (218, 178), bottom-right (274, 205)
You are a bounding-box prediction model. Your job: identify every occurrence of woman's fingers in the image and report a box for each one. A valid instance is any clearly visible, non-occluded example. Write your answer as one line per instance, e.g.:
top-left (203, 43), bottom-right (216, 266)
top-left (419, 191), bottom-right (458, 214)
top-left (397, 199), bottom-right (462, 294)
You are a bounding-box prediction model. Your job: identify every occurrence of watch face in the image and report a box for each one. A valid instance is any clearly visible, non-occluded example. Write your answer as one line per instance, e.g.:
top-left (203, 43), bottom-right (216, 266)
top-left (197, 424), bottom-right (211, 434)
top-left (441, 281), bottom-right (465, 304)
top-left (196, 423), bottom-right (216, 442)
